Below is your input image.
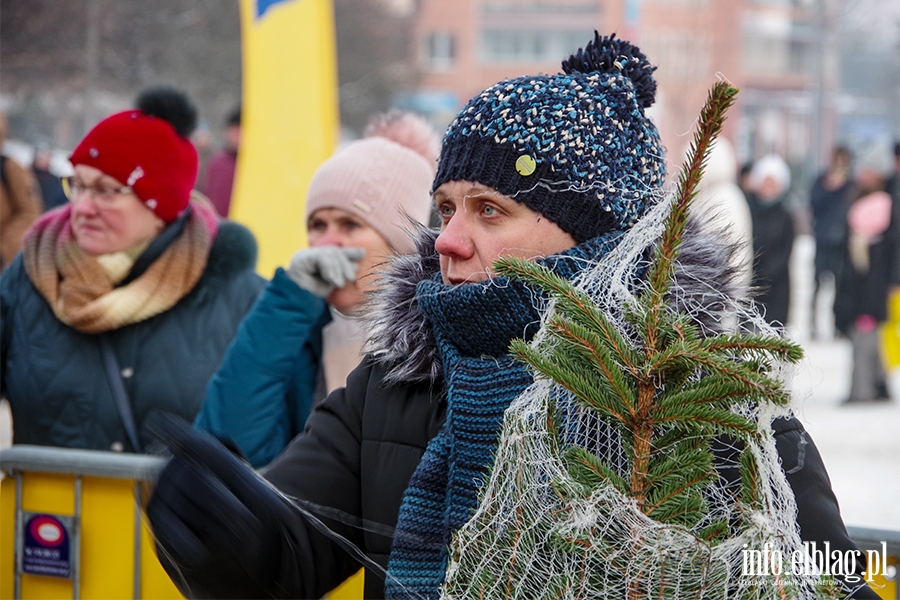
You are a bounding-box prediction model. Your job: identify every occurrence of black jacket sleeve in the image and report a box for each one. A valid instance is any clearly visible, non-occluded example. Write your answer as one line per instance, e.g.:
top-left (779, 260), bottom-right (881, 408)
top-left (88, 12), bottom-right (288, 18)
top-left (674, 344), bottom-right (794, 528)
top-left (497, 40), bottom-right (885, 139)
top-left (259, 360), bottom-right (375, 597)
top-left (147, 362), bottom-right (374, 599)
top-left (773, 417), bottom-right (880, 599)
top-left (264, 357), bottom-right (444, 599)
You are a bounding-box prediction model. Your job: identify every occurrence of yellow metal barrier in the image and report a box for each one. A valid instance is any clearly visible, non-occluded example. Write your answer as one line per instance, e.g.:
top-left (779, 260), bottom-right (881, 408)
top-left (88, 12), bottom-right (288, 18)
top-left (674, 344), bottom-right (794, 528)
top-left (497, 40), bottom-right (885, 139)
top-left (8, 445), bottom-right (889, 600)
top-left (326, 568), bottom-right (364, 599)
top-left (1, 445), bottom-right (365, 599)
top-left (848, 526), bottom-right (900, 600)
top-left (0, 445), bottom-right (177, 599)
top-left (879, 290), bottom-right (900, 370)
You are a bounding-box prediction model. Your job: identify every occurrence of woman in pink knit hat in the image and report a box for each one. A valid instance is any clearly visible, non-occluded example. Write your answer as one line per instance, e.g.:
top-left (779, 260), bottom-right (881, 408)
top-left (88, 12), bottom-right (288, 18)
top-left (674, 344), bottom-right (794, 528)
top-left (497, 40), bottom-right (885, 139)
top-left (194, 110), bottom-right (439, 467)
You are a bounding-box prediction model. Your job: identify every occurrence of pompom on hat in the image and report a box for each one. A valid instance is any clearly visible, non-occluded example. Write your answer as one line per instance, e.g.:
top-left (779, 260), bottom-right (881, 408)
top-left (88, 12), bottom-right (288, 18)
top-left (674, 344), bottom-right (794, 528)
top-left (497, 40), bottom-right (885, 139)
top-left (305, 110), bottom-right (439, 255)
top-left (69, 87), bottom-right (199, 223)
top-left (433, 32), bottom-right (666, 243)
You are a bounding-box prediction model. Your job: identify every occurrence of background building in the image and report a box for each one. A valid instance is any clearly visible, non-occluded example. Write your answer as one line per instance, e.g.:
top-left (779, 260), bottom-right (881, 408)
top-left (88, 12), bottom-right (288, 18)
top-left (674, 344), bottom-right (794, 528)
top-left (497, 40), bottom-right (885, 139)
top-left (2, 0), bottom-right (898, 193)
top-left (405, 0), bottom-right (899, 190)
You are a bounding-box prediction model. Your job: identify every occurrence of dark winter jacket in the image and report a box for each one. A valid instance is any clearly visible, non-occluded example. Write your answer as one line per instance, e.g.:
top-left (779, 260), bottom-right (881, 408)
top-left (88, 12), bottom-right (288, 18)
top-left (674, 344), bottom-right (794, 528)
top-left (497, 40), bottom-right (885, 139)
top-left (810, 173), bottom-right (852, 250)
top-left (809, 172), bottom-right (852, 282)
top-left (834, 188), bottom-right (897, 335)
top-left (886, 171), bottom-right (900, 287)
top-left (0, 221), bottom-right (265, 452)
top-left (264, 373), bottom-right (871, 599)
top-left (194, 267), bottom-right (331, 467)
top-left (206, 225), bottom-right (871, 599)
top-left (747, 191), bottom-right (795, 326)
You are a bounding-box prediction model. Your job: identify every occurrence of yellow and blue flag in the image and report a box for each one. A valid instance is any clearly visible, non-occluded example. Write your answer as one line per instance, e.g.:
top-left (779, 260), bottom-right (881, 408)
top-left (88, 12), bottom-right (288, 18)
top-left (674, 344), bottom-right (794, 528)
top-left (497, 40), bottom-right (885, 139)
top-left (232, 0), bottom-right (340, 276)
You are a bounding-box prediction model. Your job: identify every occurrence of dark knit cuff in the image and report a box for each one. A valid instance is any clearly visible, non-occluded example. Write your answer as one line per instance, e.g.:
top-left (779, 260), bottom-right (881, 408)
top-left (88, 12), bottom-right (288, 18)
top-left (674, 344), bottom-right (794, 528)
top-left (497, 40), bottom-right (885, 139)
top-left (433, 134), bottom-right (618, 243)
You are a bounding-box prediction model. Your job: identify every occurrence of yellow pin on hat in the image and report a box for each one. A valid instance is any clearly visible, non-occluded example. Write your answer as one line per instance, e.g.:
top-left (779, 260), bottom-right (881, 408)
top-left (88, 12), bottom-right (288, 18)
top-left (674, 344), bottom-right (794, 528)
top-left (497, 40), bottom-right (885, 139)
top-left (515, 154), bottom-right (536, 176)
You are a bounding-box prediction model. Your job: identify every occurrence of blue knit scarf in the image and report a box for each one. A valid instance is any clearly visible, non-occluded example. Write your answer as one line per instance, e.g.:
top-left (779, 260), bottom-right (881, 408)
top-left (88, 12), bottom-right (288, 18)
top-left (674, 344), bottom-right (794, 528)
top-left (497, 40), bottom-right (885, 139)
top-left (385, 233), bottom-right (622, 599)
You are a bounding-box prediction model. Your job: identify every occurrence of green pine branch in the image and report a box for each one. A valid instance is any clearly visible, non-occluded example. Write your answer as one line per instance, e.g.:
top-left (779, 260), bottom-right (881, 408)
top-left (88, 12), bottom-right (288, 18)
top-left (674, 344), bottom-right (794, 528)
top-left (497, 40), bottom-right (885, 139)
top-left (643, 81), bottom-right (740, 349)
top-left (493, 81), bottom-right (804, 535)
top-left (440, 80), bottom-right (829, 599)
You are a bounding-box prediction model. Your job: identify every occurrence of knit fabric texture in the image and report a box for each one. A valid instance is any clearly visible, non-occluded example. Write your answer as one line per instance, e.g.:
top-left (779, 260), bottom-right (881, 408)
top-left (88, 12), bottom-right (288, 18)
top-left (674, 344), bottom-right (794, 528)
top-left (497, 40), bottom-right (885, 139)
top-left (385, 231), bottom-right (623, 599)
top-left (23, 199), bottom-right (218, 333)
top-left (432, 32), bottom-right (665, 243)
top-left (305, 111), bottom-right (439, 255)
top-left (70, 110), bottom-right (198, 223)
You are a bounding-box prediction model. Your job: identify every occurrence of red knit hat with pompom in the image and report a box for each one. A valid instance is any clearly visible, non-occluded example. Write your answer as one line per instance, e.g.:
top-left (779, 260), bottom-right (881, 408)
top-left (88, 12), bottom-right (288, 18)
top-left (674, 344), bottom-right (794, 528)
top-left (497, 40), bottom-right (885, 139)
top-left (69, 87), bottom-right (199, 223)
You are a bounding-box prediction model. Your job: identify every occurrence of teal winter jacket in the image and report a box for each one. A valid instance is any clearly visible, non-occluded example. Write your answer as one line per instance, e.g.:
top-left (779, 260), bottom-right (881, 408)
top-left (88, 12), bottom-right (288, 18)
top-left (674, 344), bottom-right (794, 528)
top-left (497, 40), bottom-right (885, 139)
top-left (194, 267), bottom-right (331, 467)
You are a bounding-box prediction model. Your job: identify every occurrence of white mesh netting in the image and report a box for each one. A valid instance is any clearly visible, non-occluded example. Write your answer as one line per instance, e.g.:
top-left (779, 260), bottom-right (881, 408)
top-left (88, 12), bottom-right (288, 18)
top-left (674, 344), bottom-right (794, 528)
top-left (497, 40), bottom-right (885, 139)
top-left (441, 194), bottom-right (836, 599)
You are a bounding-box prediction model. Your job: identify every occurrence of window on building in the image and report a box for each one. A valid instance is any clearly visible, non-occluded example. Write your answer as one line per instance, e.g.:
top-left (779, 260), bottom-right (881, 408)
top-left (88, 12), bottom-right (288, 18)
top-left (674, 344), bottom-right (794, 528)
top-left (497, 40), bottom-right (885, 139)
top-left (480, 29), bottom-right (595, 64)
top-left (639, 29), bottom-right (711, 82)
top-left (643, 0), bottom-right (708, 6)
top-left (425, 31), bottom-right (456, 71)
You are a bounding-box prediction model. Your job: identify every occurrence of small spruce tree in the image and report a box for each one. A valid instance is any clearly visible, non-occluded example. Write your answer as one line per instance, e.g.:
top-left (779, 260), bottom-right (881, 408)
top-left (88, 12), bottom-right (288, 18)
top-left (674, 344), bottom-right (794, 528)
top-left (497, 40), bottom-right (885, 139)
top-left (442, 82), bottom-right (839, 599)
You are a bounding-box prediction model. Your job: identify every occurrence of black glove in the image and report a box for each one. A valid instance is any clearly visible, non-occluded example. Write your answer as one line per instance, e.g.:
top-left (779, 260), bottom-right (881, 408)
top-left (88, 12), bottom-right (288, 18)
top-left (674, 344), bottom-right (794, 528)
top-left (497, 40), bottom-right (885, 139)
top-left (146, 415), bottom-right (296, 598)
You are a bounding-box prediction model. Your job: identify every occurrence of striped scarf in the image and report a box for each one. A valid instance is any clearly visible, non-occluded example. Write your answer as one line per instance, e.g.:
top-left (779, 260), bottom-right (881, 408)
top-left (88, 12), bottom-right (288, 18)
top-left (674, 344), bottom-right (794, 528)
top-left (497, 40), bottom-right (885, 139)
top-left (22, 199), bottom-right (219, 333)
top-left (385, 232), bottom-right (622, 599)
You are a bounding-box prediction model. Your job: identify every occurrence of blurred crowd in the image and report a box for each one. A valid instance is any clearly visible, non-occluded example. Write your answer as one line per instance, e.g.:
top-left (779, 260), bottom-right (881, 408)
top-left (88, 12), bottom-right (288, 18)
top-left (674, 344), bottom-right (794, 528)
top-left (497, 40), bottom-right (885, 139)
top-left (679, 129), bottom-right (900, 405)
top-left (738, 141), bottom-right (900, 404)
top-left (0, 30), bottom-right (887, 598)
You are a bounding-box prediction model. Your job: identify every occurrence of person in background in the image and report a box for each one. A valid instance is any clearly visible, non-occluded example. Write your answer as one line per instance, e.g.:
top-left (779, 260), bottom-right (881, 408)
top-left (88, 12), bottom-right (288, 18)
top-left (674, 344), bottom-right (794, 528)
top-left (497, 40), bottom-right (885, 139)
top-left (191, 119), bottom-right (213, 201)
top-left (31, 143), bottom-right (67, 212)
top-left (194, 110), bottom-right (439, 467)
top-left (888, 141), bottom-right (900, 288)
top-left (834, 143), bottom-right (896, 404)
top-left (746, 153), bottom-right (795, 327)
top-left (0, 111), bottom-right (43, 270)
top-left (737, 161), bottom-right (755, 198)
top-left (201, 105), bottom-right (241, 217)
top-left (808, 146), bottom-right (853, 339)
top-left (147, 34), bottom-right (873, 599)
top-left (0, 87), bottom-right (264, 452)
top-left (886, 141), bottom-right (900, 200)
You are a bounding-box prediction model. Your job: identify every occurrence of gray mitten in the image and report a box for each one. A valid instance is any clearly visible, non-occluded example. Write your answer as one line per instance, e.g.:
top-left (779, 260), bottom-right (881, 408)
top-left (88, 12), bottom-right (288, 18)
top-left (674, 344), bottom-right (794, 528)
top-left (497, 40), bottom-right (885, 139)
top-left (286, 246), bottom-right (366, 297)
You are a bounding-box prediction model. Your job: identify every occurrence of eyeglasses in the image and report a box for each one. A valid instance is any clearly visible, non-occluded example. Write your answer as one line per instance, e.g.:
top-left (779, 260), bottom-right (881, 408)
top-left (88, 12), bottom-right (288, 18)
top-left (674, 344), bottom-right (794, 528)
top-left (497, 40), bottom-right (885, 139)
top-left (61, 176), bottom-right (133, 208)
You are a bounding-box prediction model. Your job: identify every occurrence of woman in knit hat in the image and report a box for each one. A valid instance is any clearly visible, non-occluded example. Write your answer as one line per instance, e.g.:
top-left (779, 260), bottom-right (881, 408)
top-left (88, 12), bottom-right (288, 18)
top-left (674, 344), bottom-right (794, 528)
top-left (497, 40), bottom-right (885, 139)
top-left (193, 110), bottom-right (438, 467)
top-left (147, 34), bottom-right (872, 599)
top-left (745, 152), bottom-right (795, 327)
top-left (0, 87), bottom-right (264, 453)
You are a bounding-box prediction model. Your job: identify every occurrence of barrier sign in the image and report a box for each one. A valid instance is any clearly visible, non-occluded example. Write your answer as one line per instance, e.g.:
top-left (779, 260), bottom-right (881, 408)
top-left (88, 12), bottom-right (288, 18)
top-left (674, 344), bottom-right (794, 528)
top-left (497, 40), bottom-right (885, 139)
top-left (21, 512), bottom-right (74, 578)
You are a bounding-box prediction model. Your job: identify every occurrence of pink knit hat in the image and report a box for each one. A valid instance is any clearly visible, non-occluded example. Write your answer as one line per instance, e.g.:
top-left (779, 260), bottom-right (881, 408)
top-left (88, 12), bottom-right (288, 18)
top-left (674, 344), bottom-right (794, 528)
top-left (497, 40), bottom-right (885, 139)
top-left (305, 111), bottom-right (439, 255)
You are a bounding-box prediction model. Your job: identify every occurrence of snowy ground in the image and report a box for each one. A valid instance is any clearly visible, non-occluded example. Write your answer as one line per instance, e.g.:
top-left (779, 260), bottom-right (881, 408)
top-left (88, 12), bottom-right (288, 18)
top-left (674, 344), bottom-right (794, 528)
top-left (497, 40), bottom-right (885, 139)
top-left (1, 235), bottom-right (897, 533)
top-left (789, 338), bottom-right (900, 531)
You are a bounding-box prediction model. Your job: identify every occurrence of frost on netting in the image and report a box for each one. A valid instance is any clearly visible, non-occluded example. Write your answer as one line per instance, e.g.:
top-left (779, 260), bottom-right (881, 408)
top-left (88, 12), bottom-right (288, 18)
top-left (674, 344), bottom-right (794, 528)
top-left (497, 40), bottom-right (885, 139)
top-left (441, 83), bottom-right (838, 600)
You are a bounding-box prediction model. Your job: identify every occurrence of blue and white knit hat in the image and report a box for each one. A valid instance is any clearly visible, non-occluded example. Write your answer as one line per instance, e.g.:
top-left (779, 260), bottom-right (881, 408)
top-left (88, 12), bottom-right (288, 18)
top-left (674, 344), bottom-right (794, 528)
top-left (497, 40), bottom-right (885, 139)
top-left (433, 32), bottom-right (665, 243)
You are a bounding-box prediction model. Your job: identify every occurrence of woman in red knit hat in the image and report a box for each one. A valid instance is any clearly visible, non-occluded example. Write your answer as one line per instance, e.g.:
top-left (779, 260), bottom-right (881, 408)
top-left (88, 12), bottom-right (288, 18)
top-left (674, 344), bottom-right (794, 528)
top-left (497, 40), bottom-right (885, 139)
top-left (0, 87), bottom-right (265, 453)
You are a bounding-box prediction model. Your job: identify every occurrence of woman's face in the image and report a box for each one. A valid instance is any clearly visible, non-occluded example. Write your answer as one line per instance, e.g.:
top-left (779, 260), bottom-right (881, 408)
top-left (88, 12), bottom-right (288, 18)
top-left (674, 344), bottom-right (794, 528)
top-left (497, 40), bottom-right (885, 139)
top-left (307, 207), bottom-right (393, 314)
top-left (433, 180), bottom-right (577, 284)
top-left (69, 165), bottom-right (165, 256)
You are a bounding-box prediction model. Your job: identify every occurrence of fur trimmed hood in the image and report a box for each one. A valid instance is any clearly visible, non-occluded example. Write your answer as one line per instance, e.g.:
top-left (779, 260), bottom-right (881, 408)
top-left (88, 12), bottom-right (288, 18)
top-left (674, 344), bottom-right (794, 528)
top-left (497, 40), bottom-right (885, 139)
top-left (185, 219), bottom-right (259, 306)
top-left (364, 216), bottom-right (746, 386)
